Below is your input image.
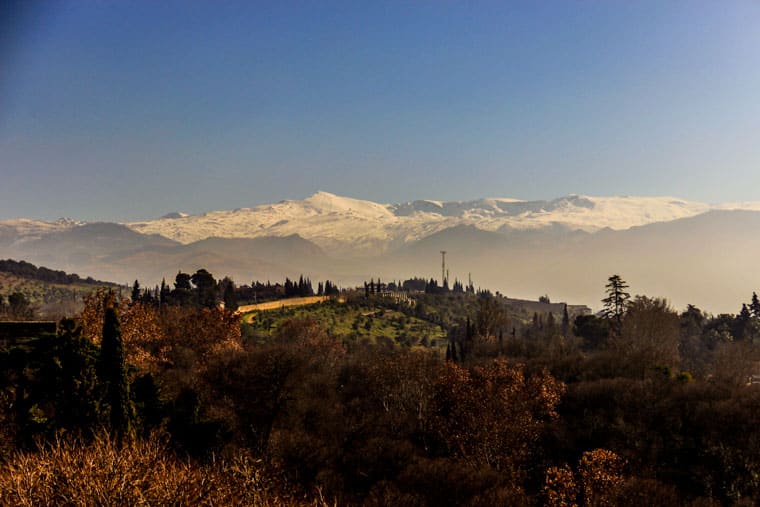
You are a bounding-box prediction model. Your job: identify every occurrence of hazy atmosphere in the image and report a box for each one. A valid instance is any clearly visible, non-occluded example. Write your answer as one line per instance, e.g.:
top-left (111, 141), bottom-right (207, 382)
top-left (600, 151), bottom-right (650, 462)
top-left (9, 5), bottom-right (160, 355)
top-left (2, 1), bottom-right (760, 221)
top-left (6, 3), bottom-right (760, 506)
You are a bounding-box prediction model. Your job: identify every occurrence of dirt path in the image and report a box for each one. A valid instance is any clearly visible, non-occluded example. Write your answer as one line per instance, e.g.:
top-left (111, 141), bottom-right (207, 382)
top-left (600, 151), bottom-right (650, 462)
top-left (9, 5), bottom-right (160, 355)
top-left (237, 296), bottom-right (333, 323)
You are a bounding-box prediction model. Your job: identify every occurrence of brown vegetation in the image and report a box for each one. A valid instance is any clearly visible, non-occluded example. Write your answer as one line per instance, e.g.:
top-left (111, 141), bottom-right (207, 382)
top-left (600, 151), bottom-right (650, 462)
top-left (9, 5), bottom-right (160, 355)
top-left (0, 435), bottom-right (326, 507)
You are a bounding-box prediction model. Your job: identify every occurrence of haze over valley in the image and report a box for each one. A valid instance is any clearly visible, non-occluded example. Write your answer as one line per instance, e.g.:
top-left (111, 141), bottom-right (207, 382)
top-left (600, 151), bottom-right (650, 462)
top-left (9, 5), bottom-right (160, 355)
top-left (3, 191), bottom-right (759, 313)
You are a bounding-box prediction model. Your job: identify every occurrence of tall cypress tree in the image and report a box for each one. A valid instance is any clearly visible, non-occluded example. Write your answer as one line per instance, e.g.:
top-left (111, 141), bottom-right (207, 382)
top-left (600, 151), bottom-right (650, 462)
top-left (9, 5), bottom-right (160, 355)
top-left (561, 304), bottom-right (570, 337)
top-left (130, 280), bottom-right (141, 304)
top-left (97, 302), bottom-right (133, 441)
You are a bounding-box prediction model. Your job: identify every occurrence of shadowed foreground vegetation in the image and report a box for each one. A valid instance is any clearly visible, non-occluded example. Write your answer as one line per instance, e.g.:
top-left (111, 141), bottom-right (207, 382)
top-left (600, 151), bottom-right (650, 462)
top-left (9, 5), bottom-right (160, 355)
top-left (4, 273), bottom-right (760, 505)
top-left (0, 435), bottom-right (325, 507)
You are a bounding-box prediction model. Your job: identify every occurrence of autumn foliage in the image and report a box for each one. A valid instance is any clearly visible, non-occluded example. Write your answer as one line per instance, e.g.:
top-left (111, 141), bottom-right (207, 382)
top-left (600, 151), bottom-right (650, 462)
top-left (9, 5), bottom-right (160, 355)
top-left (6, 282), bottom-right (760, 505)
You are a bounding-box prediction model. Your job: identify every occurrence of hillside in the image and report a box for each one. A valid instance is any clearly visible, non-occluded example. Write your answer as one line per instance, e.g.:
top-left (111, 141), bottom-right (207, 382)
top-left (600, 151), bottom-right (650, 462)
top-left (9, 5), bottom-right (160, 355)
top-left (0, 259), bottom-right (122, 318)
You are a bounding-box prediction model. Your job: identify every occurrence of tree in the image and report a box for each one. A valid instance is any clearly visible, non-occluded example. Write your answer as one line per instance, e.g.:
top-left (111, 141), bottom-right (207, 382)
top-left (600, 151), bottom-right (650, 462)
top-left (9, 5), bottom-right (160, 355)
top-left (573, 314), bottom-right (610, 350)
top-left (751, 292), bottom-right (760, 320)
top-left (602, 275), bottom-right (630, 335)
top-left (159, 278), bottom-right (170, 307)
top-left (221, 277), bottom-right (238, 311)
top-left (172, 271), bottom-right (193, 306)
top-left (474, 296), bottom-right (507, 340)
top-left (191, 269), bottom-right (217, 308)
top-left (174, 271), bottom-right (191, 291)
top-left (561, 304), bottom-right (570, 337)
top-left (130, 280), bottom-right (141, 304)
top-left (609, 296), bottom-right (680, 378)
top-left (736, 303), bottom-right (760, 342)
top-left (7, 292), bottom-right (34, 320)
top-left (430, 359), bottom-right (564, 485)
top-left (97, 300), bottom-right (133, 440)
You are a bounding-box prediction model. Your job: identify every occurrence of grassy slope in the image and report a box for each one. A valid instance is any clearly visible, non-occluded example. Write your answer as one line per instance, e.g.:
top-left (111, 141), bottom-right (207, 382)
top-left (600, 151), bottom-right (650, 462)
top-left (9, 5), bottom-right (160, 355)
top-left (244, 299), bottom-right (447, 349)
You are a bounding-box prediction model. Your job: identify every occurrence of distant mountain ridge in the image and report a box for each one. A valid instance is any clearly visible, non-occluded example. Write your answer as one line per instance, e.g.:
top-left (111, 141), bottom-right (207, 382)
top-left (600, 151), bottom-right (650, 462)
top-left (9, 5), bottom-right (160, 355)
top-left (3, 193), bottom-right (760, 313)
top-left (5, 192), bottom-right (758, 255)
top-left (123, 192), bottom-right (759, 255)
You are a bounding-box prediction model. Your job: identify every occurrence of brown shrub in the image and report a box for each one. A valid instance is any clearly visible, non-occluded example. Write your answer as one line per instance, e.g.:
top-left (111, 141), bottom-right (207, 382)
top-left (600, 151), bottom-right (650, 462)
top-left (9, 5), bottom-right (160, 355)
top-left (0, 435), bottom-right (327, 506)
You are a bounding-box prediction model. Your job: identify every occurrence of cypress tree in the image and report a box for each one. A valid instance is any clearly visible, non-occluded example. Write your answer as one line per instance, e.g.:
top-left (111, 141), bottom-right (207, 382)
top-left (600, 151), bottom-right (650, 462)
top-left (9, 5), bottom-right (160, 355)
top-left (562, 304), bottom-right (570, 337)
top-left (159, 278), bottom-right (170, 307)
top-left (222, 278), bottom-right (238, 311)
top-left (130, 280), bottom-right (141, 304)
top-left (97, 302), bottom-right (133, 441)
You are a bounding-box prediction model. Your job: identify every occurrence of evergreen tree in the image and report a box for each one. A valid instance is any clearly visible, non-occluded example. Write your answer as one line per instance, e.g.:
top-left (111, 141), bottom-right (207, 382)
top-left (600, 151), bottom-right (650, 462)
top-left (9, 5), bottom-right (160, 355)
top-left (546, 312), bottom-right (556, 337)
top-left (174, 271), bottom-right (191, 290)
top-left (191, 269), bottom-right (217, 308)
top-left (130, 280), bottom-right (141, 304)
top-left (305, 277), bottom-right (314, 296)
top-left (56, 318), bottom-right (101, 433)
top-left (221, 277), bottom-right (238, 311)
top-left (602, 274), bottom-right (631, 335)
top-left (173, 272), bottom-right (193, 306)
top-left (737, 304), bottom-right (754, 341)
top-left (159, 278), bottom-right (170, 307)
top-left (751, 292), bottom-right (760, 319)
top-left (561, 304), bottom-right (570, 337)
top-left (97, 300), bottom-right (133, 441)
top-left (285, 278), bottom-right (294, 297)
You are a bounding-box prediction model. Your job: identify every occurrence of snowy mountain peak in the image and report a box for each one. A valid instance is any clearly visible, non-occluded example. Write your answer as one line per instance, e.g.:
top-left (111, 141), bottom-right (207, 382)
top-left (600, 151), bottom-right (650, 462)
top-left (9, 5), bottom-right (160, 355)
top-left (54, 217), bottom-right (85, 227)
top-left (159, 212), bottom-right (190, 220)
top-left (302, 191), bottom-right (394, 218)
top-left (5, 192), bottom-right (760, 258)
top-left (120, 192), bottom-right (730, 256)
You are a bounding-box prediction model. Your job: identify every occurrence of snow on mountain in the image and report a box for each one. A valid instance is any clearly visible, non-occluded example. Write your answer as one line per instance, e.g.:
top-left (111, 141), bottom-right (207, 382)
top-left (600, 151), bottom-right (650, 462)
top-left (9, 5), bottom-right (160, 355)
top-left (0, 218), bottom-right (84, 243)
top-left (160, 212), bottom-right (190, 220)
top-left (0, 192), bottom-right (750, 256)
top-left (124, 191), bottom-right (718, 255)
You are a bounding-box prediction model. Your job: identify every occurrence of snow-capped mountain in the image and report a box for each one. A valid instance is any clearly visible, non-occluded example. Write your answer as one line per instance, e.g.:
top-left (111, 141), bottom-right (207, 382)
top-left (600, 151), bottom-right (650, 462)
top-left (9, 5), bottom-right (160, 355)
top-left (125, 191), bottom-right (715, 255)
top-left (3, 192), bottom-right (760, 312)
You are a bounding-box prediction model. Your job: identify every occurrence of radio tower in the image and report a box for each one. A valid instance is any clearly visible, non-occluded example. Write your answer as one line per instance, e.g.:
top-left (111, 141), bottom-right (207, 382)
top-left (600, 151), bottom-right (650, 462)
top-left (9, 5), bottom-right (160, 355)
top-left (440, 251), bottom-right (447, 285)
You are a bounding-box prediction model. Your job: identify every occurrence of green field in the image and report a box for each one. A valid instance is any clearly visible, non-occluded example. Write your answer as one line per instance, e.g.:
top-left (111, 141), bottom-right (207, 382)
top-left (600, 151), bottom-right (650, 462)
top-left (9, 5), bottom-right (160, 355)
top-left (243, 299), bottom-right (447, 349)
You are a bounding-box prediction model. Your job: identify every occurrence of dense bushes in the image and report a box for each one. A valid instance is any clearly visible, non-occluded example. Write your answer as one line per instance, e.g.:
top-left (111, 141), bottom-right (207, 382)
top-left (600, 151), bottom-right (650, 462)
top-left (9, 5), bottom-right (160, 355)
top-left (0, 435), bottom-right (319, 507)
top-left (6, 287), bottom-right (760, 504)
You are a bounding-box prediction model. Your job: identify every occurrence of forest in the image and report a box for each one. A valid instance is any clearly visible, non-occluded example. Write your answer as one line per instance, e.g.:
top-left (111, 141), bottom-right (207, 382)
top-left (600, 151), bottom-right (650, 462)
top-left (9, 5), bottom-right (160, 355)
top-left (2, 270), bottom-right (760, 506)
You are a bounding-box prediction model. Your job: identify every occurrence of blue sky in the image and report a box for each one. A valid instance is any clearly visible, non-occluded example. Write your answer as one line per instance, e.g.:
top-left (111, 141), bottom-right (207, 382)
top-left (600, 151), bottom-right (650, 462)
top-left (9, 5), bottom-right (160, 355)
top-left (2, 1), bottom-right (760, 221)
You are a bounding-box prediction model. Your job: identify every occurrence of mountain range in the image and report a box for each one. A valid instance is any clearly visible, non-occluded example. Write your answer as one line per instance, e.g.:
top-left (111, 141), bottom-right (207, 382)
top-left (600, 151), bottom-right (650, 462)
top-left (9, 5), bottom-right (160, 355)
top-left (2, 191), bottom-right (760, 313)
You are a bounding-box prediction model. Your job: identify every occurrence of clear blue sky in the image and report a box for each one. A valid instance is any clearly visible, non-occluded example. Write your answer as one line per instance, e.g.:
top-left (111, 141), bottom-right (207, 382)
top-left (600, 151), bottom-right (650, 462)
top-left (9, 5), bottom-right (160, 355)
top-left (2, 1), bottom-right (760, 221)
